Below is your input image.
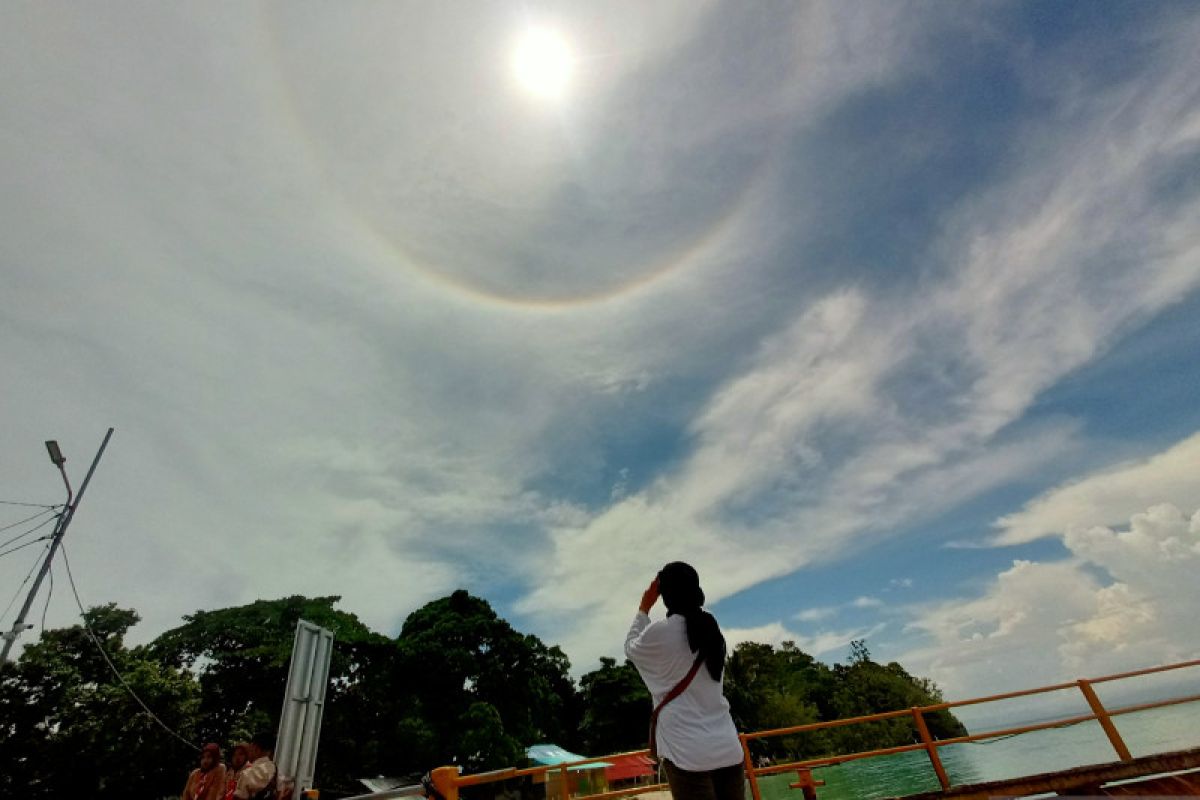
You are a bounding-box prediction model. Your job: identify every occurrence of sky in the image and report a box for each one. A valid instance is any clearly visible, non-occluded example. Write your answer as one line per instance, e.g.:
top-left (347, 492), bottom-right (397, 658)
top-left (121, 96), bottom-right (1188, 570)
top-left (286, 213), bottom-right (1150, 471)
top-left (2, 1), bottom-right (1199, 718)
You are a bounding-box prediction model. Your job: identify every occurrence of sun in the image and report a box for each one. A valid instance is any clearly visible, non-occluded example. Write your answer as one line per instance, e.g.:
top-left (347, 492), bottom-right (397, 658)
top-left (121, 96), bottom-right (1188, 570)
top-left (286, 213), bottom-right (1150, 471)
top-left (511, 27), bottom-right (575, 100)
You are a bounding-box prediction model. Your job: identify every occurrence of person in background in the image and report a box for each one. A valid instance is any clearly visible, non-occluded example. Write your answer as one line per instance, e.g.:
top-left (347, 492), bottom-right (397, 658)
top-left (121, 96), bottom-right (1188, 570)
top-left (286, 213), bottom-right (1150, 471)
top-left (234, 730), bottom-right (278, 800)
top-left (182, 743), bottom-right (227, 800)
top-left (223, 743), bottom-right (250, 800)
top-left (625, 561), bottom-right (745, 800)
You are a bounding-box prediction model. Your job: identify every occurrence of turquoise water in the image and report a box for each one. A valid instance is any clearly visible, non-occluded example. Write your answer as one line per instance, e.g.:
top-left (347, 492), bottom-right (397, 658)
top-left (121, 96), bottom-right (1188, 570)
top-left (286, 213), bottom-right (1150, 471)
top-left (755, 703), bottom-right (1198, 800)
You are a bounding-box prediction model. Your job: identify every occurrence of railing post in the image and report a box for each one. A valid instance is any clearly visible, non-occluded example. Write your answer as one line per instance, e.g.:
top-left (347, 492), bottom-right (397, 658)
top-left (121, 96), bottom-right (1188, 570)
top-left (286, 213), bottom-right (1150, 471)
top-left (559, 763), bottom-right (570, 800)
top-left (740, 735), bottom-right (763, 800)
top-left (910, 708), bottom-right (950, 791)
top-left (1077, 679), bottom-right (1133, 762)
top-left (430, 767), bottom-right (459, 800)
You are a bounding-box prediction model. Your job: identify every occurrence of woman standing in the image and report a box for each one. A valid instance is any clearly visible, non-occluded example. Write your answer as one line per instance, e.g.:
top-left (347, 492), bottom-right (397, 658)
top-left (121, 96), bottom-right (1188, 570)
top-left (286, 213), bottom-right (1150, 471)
top-left (223, 743), bottom-right (250, 800)
top-left (625, 562), bottom-right (745, 800)
top-left (182, 743), bottom-right (227, 800)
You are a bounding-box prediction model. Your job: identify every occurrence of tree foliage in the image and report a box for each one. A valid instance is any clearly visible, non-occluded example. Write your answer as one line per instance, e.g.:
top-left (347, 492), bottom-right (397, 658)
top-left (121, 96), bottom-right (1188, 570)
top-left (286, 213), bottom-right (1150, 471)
top-left (0, 597), bottom-right (967, 798)
top-left (576, 656), bottom-right (651, 754)
top-left (394, 589), bottom-right (579, 772)
top-left (0, 604), bottom-right (200, 800)
top-left (727, 639), bottom-right (968, 761)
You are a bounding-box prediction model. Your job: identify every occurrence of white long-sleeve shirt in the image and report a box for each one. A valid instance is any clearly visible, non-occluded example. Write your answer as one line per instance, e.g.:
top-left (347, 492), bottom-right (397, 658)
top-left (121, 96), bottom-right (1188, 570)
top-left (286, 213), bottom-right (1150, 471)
top-left (625, 611), bottom-right (744, 772)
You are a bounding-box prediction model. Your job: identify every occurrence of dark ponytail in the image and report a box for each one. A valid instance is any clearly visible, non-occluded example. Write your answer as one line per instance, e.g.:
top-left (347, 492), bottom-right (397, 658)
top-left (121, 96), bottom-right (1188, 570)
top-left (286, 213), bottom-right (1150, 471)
top-left (658, 561), bottom-right (726, 681)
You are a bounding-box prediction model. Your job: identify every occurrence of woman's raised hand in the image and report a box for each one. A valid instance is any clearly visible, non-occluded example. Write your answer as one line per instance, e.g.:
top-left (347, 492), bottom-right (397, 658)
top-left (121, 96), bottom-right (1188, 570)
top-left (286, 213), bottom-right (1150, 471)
top-left (639, 577), bottom-right (660, 614)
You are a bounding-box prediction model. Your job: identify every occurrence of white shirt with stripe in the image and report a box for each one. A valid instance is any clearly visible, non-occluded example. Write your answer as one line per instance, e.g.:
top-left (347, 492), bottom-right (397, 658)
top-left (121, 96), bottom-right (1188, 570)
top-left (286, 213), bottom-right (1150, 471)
top-left (624, 611), bottom-right (744, 772)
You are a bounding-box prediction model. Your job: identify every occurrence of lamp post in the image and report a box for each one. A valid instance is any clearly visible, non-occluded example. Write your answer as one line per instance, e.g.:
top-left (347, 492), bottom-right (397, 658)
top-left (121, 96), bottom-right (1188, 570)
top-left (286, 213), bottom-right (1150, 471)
top-left (0, 428), bottom-right (113, 664)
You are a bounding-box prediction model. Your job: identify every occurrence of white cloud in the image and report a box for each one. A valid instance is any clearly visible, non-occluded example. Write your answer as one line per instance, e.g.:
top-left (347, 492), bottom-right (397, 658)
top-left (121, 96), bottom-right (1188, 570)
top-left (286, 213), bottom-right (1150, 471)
top-left (993, 433), bottom-right (1200, 545)
top-left (900, 503), bottom-right (1200, 703)
top-left (2, 2), bottom-right (1199, 681)
top-left (725, 621), bottom-right (887, 659)
top-left (521, 10), bottom-right (1200, 669)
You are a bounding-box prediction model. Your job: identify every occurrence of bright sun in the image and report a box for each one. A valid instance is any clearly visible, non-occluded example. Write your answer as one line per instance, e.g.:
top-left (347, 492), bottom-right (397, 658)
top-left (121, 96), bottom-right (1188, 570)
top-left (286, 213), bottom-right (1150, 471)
top-left (511, 27), bottom-right (575, 100)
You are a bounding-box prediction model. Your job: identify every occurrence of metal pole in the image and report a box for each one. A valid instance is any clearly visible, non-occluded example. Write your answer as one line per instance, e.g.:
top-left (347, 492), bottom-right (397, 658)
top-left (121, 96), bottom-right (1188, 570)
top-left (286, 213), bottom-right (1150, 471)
top-left (0, 428), bottom-right (114, 664)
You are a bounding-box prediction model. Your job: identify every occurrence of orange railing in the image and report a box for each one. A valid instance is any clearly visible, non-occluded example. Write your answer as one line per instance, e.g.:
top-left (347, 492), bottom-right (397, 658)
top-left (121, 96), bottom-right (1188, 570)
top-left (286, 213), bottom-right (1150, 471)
top-left (740, 658), bottom-right (1200, 800)
top-left (425, 751), bottom-right (670, 800)
top-left (416, 658), bottom-right (1200, 800)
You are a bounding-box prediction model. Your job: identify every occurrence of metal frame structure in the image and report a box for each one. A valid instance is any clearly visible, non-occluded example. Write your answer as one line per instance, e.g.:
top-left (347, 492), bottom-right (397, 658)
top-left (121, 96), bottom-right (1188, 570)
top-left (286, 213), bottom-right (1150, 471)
top-left (276, 619), bottom-right (335, 800)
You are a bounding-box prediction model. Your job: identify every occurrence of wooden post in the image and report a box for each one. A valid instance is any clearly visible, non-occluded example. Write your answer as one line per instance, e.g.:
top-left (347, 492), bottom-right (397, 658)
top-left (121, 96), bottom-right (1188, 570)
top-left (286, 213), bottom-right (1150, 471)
top-left (787, 768), bottom-right (826, 800)
top-left (911, 707), bottom-right (950, 791)
top-left (559, 763), bottom-right (570, 800)
top-left (1078, 679), bottom-right (1133, 762)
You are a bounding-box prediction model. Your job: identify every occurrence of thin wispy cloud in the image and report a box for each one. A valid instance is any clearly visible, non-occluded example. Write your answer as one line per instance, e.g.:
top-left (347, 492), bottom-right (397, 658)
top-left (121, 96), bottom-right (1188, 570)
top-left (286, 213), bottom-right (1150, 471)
top-left (1, 2), bottom-right (1197, 693)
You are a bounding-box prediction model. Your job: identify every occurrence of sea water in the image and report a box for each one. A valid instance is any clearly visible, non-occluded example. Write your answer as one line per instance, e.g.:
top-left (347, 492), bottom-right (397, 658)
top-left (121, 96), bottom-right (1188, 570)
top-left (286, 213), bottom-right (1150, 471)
top-left (754, 703), bottom-right (1198, 800)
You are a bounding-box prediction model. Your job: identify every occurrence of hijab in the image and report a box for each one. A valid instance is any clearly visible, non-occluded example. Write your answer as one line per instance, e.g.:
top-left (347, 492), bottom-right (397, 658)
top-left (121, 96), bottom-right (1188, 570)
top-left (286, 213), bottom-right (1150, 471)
top-left (657, 561), bottom-right (726, 681)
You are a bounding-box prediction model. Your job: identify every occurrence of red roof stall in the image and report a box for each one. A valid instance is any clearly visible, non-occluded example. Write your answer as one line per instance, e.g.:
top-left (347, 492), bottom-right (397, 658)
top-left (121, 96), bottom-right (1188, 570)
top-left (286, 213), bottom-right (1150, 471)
top-left (604, 754), bottom-right (656, 783)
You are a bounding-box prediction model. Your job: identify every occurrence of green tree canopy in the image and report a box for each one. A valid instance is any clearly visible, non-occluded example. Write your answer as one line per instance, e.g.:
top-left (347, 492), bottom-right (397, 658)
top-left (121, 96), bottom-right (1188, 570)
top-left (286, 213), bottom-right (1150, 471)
top-left (150, 595), bottom-right (402, 792)
top-left (1, 593), bottom-right (968, 797)
top-left (576, 656), bottom-right (651, 754)
top-left (397, 589), bottom-right (579, 769)
top-left (0, 604), bottom-right (200, 800)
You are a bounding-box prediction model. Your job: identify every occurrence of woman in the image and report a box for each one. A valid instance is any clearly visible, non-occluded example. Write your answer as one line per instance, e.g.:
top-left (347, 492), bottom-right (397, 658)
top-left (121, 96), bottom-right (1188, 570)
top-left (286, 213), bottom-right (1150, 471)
top-left (182, 743), bottom-right (227, 800)
top-left (223, 743), bottom-right (250, 800)
top-left (625, 562), bottom-right (745, 800)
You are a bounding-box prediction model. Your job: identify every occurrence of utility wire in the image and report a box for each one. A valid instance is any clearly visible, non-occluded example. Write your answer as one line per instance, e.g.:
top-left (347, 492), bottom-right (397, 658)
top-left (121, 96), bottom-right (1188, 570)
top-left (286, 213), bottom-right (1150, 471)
top-left (0, 534), bottom-right (54, 560)
top-left (0, 514), bottom-right (60, 552)
top-left (59, 542), bottom-right (199, 751)
top-left (966, 716), bottom-right (1090, 745)
top-left (1, 543), bottom-right (50, 626)
top-left (0, 506), bottom-right (58, 534)
top-left (40, 562), bottom-right (54, 632)
top-left (0, 500), bottom-right (59, 509)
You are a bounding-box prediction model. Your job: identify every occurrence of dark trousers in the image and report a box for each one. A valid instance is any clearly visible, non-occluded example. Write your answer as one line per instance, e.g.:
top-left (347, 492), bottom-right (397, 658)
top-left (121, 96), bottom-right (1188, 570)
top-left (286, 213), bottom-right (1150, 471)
top-left (661, 759), bottom-right (745, 800)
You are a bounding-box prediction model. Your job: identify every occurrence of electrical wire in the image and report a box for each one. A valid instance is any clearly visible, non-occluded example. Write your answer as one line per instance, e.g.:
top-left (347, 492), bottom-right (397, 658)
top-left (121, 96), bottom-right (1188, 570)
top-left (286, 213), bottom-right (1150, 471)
top-left (40, 561), bottom-right (54, 632)
top-left (59, 542), bottom-right (199, 751)
top-left (0, 542), bottom-right (50, 626)
top-left (0, 513), bottom-right (60, 552)
top-left (0, 534), bottom-right (54, 560)
top-left (0, 506), bottom-right (57, 534)
top-left (0, 500), bottom-right (59, 509)
top-left (965, 716), bottom-right (1090, 745)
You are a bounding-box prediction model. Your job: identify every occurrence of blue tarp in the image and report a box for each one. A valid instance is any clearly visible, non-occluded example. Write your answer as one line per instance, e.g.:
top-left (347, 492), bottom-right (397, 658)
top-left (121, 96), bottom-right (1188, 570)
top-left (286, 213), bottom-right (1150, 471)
top-left (526, 744), bottom-right (612, 770)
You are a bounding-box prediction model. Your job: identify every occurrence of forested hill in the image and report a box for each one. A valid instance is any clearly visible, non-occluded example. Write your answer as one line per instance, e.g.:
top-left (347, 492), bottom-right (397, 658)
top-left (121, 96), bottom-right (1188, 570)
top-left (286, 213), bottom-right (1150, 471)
top-left (0, 591), bottom-right (966, 799)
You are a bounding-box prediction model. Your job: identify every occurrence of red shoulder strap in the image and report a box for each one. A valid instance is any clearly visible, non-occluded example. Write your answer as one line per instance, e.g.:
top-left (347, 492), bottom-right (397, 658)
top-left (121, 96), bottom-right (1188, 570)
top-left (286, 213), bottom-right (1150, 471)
top-left (651, 653), bottom-right (706, 720)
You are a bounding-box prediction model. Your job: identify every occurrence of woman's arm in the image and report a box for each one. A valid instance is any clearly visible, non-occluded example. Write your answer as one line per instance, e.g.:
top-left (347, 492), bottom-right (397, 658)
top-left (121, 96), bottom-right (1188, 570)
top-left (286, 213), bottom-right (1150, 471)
top-left (624, 577), bottom-right (662, 664)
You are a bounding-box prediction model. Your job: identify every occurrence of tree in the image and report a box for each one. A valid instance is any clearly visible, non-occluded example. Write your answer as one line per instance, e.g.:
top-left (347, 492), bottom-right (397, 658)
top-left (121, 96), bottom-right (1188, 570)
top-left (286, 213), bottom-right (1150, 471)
top-left (151, 595), bottom-right (401, 794)
top-left (0, 604), bottom-right (200, 800)
top-left (397, 590), bottom-right (579, 768)
top-left (725, 641), bottom-right (828, 759)
top-left (577, 657), bottom-right (651, 754)
top-left (826, 644), bottom-right (968, 752)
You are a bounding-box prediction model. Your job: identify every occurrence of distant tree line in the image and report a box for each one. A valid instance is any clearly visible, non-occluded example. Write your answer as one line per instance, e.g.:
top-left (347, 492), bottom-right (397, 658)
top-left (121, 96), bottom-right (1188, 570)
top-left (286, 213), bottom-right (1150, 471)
top-left (0, 592), bottom-right (965, 798)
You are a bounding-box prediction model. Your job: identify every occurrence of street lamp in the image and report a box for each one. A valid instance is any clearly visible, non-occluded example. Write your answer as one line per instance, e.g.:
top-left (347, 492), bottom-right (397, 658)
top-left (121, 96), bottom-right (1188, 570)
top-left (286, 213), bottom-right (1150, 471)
top-left (0, 429), bottom-right (112, 663)
top-left (45, 440), bottom-right (65, 466)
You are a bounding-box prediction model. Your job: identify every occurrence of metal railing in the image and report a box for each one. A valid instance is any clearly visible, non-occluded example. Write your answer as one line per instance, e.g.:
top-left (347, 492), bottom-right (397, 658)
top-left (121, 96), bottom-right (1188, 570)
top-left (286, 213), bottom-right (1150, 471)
top-left (740, 658), bottom-right (1200, 800)
top-left (422, 755), bottom-right (669, 800)
top-left (350, 657), bottom-right (1200, 800)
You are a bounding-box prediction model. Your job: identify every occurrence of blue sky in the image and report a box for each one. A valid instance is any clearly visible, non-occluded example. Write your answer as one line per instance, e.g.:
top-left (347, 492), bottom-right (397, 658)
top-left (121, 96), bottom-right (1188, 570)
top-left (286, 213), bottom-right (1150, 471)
top-left (2, 1), bottom-right (1199, 708)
